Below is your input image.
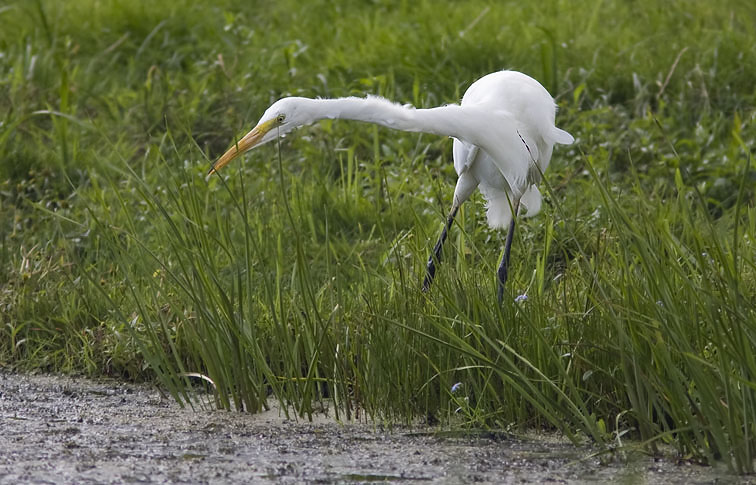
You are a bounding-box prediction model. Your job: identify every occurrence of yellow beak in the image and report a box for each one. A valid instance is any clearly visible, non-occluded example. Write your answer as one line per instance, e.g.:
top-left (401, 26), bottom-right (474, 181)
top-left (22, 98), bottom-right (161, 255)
top-left (208, 119), bottom-right (276, 174)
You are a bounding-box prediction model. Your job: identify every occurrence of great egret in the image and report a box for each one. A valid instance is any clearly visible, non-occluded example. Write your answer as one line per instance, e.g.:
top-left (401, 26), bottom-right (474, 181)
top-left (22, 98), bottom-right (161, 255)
top-left (210, 70), bottom-right (574, 301)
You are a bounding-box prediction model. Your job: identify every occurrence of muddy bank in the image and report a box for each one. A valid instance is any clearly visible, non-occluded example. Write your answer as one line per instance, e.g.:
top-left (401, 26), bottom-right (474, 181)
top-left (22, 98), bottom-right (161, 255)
top-left (0, 372), bottom-right (747, 484)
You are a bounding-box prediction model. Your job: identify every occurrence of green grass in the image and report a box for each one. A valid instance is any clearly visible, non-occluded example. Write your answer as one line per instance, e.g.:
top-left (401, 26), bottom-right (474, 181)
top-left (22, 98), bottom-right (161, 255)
top-left (2, 0), bottom-right (756, 472)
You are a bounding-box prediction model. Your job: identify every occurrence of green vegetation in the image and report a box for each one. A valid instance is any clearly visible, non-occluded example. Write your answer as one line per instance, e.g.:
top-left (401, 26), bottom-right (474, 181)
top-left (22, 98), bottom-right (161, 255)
top-left (2, 0), bottom-right (755, 472)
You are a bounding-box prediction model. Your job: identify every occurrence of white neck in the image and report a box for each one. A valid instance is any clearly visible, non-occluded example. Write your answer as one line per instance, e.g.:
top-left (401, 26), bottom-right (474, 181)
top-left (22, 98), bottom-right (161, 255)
top-left (306, 97), bottom-right (467, 138)
top-left (296, 96), bottom-right (527, 186)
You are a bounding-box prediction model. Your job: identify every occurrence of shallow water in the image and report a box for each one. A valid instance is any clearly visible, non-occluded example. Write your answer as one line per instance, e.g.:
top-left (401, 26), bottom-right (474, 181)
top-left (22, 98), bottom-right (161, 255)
top-left (0, 372), bottom-right (749, 484)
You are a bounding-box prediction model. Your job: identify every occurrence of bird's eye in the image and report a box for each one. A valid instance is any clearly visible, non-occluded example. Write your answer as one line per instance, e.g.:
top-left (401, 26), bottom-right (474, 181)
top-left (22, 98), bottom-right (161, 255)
top-left (276, 114), bottom-right (286, 123)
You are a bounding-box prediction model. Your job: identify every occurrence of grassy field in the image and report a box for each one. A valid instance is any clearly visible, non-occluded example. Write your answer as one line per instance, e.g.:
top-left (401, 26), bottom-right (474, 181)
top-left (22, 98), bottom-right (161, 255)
top-left (2, 0), bottom-right (755, 472)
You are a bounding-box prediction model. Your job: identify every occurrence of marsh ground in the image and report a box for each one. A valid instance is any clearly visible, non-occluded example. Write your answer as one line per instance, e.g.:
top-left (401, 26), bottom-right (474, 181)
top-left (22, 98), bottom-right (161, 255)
top-left (0, 372), bottom-right (748, 484)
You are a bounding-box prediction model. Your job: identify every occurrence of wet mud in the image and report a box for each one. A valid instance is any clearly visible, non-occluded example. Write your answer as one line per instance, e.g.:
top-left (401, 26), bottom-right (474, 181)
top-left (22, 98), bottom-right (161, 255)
top-left (0, 372), bottom-right (749, 484)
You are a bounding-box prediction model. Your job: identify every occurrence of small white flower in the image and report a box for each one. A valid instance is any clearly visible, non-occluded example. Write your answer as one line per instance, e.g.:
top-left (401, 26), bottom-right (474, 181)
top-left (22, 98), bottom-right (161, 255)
top-left (451, 382), bottom-right (462, 393)
top-left (515, 294), bottom-right (528, 303)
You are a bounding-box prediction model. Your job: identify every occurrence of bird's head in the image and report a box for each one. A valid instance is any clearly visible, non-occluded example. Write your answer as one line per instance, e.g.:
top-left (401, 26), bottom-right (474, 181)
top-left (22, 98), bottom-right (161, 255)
top-left (209, 97), bottom-right (315, 174)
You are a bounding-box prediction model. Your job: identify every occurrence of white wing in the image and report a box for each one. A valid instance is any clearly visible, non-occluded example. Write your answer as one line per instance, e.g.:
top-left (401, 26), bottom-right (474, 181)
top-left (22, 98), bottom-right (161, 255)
top-left (452, 138), bottom-right (479, 176)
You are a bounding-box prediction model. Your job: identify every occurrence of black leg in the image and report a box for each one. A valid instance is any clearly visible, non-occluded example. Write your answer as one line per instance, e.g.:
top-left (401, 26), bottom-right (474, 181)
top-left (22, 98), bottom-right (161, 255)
top-left (422, 206), bottom-right (459, 292)
top-left (497, 201), bottom-right (520, 303)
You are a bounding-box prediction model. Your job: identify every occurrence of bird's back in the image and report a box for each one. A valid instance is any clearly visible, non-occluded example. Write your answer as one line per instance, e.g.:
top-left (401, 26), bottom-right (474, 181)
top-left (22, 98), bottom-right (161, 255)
top-left (461, 71), bottom-right (559, 146)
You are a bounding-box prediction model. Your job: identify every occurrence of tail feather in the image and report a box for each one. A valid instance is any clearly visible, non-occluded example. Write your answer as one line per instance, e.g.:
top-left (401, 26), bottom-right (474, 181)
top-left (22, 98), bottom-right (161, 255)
top-left (551, 127), bottom-right (574, 145)
top-left (520, 185), bottom-right (542, 218)
top-left (485, 195), bottom-right (515, 230)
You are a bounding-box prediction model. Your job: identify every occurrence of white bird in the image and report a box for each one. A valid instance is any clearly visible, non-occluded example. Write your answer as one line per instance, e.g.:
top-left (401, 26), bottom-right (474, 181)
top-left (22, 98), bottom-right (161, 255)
top-left (210, 70), bottom-right (574, 301)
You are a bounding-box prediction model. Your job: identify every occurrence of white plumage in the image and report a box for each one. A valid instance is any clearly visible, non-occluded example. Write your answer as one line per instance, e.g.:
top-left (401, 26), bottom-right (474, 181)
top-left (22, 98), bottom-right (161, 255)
top-left (451, 70), bottom-right (573, 229)
top-left (210, 70), bottom-right (574, 300)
